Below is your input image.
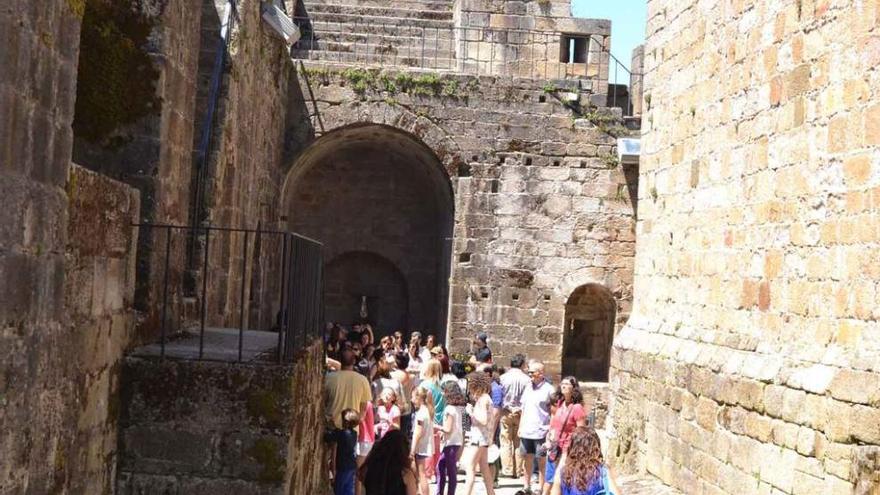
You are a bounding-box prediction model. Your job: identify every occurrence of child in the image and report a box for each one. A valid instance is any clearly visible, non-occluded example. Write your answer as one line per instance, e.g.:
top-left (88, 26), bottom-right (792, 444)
top-left (409, 386), bottom-right (435, 495)
top-left (436, 381), bottom-right (466, 495)
top-left (325, 408), bottom-right (359, 495)
top-left (375, 387), bottom-right (401, 439)
top-left (462, 372), bottom-right (495, 495)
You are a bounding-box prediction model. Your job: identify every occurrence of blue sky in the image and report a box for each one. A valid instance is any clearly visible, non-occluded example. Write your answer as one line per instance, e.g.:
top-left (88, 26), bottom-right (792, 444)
top-left (571, 0), bottom-right (646, 75)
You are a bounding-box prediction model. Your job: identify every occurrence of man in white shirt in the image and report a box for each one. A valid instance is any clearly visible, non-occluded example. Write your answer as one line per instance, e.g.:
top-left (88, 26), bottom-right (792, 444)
top-left (499, 353), bottom-right (531, 477)
top-left (516, 360), bottom-right (554, 494)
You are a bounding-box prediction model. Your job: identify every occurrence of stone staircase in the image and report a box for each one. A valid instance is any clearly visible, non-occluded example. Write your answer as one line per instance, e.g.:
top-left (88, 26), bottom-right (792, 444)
top-left (293, 0), bottom-right (456, 70)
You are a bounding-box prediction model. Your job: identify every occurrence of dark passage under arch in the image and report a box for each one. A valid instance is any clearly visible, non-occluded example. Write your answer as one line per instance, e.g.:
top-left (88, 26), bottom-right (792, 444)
top-left (283, 124), bottom-right (454, 339)
top-left (562, 283), bottom-right (617, 382)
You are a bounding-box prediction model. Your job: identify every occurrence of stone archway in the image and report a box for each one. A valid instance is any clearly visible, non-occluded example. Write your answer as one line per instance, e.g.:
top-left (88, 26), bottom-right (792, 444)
top-left (282, 123), bottom-right (454, 337)
top-left (324, 251), bottom-right (409, 336)
top-left (562, 283), bottom-right (617, 382)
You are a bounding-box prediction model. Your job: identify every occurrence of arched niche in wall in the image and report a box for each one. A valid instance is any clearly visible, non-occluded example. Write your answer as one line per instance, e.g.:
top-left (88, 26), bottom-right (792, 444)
top-left (324, 251), bottom-right (409, 337)
top-left (282, 123), bottom-right (454, 338)
top-left (562, 283), bottom-right (617, 382)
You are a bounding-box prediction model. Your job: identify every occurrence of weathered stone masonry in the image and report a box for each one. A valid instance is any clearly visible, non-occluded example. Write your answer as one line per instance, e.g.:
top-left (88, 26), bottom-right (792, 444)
top-left (610, 1), bottom-right (880, 493)
top-left (283, 65), bottom-right (636, 375)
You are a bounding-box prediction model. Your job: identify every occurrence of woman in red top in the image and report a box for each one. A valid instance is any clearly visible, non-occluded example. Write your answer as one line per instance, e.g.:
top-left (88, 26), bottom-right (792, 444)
top-left (543, 376), bottom-right (588, 495)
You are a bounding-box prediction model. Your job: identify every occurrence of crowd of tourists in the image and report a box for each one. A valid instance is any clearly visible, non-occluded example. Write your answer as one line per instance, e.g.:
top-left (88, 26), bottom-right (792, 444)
top-left (322, 323), bottom-right (621, 495)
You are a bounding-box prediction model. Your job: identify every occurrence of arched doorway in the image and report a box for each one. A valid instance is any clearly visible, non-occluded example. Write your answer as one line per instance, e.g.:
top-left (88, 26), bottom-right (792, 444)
top-left (562, 284), bottom-right (617, 382)
top-left (283, 124), bottom-right (454, 339)
top-left (324, 251), bottom-right (409, 332)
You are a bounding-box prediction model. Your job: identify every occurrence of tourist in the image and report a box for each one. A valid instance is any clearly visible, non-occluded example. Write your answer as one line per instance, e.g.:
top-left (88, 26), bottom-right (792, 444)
top-left (500, 354), bottom-right (530, 478)
top-left (325, 348), bottom-right (372, 432)
top-left (486, 364), bottom-right (505, 487)
top-left (419, 359), bottom-right (447, 480)
top-left (357, 397), bottom-right (376, 495)
top-left (373, 354), bottom-right (403, 403)
top-left (549, 427), bottom-right (619, 495)
top-left (325, 408), bottom-right (360, 495)
top-left (469, 332), bottom-right (492, 365)
top-left (360, 324), bottom-right (374, 347)
top-left (407, 341), bottom-right (424, 377)
top-left (375, 387), bottom-right (401, 439)
top-left (326, 324), bottom-right (347, 360)
top-left (518, 360), bottom-right (555, 494)
top-left (431, 345), bottom-right (450, 374)
top-left (391, 352), bottom-right (415, 438)
top-left (359, 429), bottom-right (418, 495)
top-left (410, 387), bottom-right (436, 495)
top-left (420, 335), bottom-right (434, 363)
top-left (380, 335), bottom-right (395, 353)
top-left (435, 381), bottom-right (466, 495)
top-left (393, 331), bottom-right (406, 353)
top-left (542, 377), bottom-right (588, 495)
top-left (461, 371), bottom-right (496, 495)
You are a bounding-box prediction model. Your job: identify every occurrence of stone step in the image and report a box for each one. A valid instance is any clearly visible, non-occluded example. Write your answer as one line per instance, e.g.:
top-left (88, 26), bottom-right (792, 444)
top-left (295, 32), bottom-right (455, 54)
top-left (294, 11), bottom-right (454, 30)
top-left (303, 2), bottom-right (454, 20)
top-left (301, 0), bottom-right (453, 12)
top-left (300, 19), bottom-right (456, 40)
top-left (291, 49), bottom-right (458, 71)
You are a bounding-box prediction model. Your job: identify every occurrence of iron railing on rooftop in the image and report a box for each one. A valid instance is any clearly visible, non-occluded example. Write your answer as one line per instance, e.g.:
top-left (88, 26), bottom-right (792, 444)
top-left (134, 223), bottom-right (324, 364)
top-left (291, 17), bottom-right (642, 116)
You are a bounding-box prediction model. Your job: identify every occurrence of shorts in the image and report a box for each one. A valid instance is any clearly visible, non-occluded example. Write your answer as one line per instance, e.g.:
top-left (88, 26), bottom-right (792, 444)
top-left (470, 427), bottom-right (491, 447)
top-left (520, 437), bottom-right (546, 457)
top-left (356, 441), bottom-right (373, 457)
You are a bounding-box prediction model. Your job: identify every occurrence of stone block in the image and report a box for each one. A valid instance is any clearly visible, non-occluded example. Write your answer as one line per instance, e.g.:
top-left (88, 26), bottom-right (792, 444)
top-left (828, 369), bottom-right (880, 405)
top-left (120, 427), bottom-right (216, 475)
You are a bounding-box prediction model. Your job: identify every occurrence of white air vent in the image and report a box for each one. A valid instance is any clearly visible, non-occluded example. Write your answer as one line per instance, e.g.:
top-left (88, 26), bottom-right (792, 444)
top-left (261, 2), bottom-right (300, 45)
top-left (617, 138), bottom-right (641, 165)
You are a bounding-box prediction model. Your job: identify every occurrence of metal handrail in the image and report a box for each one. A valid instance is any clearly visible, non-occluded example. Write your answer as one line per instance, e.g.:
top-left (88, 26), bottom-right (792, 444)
top-left (133, 223), bottom-right (324, 364)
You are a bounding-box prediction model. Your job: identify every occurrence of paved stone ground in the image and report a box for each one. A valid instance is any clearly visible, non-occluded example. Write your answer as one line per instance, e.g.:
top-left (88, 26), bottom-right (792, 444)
top-left (429, 473), bottom-right (682, 494)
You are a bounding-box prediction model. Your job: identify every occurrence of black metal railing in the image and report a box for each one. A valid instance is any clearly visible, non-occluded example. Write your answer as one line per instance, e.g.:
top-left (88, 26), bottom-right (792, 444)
top-left (134, 223), bottom-right (323, 364)
top-left (291, 18), bottom-right (610, 79)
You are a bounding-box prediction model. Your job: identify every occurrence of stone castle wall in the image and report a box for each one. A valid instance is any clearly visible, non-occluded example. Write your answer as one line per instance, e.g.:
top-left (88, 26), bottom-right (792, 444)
top-left (0, 11), bottom-right (143, 485)
top-left (610, 1), bottom-right (880, 493)
top-left (1, 1), bottom-right (80, 492)
top-left (196, 0), bottom-right (297, 333)
top-left (285, 65), bottom-right (636, 374)
top-left (117, 339), bottom-right (325, 494)
top-left (71, 0), bottom-right (202, 338)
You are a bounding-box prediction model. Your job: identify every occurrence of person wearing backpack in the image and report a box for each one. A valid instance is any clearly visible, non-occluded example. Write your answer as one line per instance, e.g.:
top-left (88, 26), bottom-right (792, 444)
top-left (549, 427), bottom-right (620, 495)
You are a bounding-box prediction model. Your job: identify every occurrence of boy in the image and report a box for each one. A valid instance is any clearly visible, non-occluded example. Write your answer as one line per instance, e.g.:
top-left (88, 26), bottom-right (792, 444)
top-left (325, 408), bottom-right (359, 495)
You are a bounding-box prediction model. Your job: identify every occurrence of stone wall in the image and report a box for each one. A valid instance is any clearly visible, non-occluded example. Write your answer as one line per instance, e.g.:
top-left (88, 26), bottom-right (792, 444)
top-left (610, 1), bottom-right (880, 493)
top-left (454, 0), bottom-right (611, 83)
top-left (117, 340), bottom-right (326, 494)
top-left (0, 1), bottom-right (80, 492)
top-left (64, 165), bottom-right (141, 493)
top-left (71, 0), bottom-right (203, 338)
top-left (195, 0), bottom-right (296, 332)
top-left (285, 65), bottom-right (636, 375)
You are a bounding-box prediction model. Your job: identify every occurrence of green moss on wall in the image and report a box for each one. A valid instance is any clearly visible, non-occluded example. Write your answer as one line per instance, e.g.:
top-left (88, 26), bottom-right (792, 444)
top-left (72, 0), bottom-right (161, 145)
top-left (246, 438), bottom-right (285, 483)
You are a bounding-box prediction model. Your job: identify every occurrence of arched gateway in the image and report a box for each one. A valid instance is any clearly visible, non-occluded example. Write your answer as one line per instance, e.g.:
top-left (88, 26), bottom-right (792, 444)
top-left (282, 124), bottom-right (454, 339)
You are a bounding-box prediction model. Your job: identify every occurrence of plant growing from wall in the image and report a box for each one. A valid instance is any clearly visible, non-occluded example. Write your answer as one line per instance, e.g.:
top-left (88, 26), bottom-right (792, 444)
top-left (72, 0), bottom-right (161, 145)
top-left (317, 67), bottom-right (473, 100)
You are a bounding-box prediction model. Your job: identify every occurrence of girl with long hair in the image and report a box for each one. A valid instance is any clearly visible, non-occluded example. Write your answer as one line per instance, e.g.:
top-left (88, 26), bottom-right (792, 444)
top-left (550, 427), bottom-right (620, 495)
top-left (358, 429), bottom-right (417, 495)
top-left (461, 372), bottom-right (496, 495)
top-left (543, 377), bottom-right (588, 495)
top-left (419, 358), bottom-right (447, 481)
top-left (435, 381), bottom-right (466, 495)
top-left (410, 386), bottom-right (435, 495)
